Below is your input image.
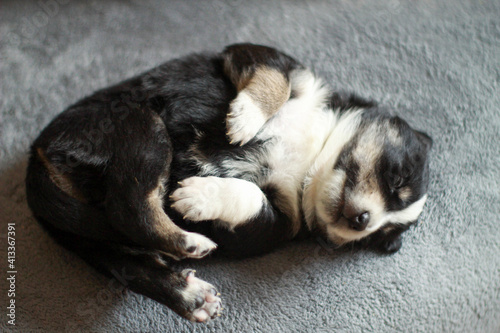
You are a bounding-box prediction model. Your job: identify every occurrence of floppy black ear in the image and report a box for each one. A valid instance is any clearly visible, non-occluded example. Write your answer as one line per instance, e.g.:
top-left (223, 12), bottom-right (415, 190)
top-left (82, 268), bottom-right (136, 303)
top-left (414, 130), bottom-right (433, 151)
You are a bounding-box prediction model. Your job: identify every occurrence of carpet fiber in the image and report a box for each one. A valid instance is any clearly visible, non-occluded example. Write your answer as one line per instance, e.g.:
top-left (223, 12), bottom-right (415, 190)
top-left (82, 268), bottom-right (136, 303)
top-left (1, 0), bottom-right (499, 332)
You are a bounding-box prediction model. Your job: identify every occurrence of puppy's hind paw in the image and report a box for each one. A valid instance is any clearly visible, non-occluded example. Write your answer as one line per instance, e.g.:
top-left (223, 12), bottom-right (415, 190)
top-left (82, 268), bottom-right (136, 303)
top-left (180, 269), bottom-right (222, 322)
top-left (182, 232), bottom-right (217, 259)
top-left (226, 92), bottom-right (267, 146)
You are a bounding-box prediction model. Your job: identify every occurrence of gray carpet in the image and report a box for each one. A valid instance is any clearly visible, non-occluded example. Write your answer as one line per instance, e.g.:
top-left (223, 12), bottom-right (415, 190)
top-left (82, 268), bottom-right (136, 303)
top-left (1, 0), bottom-right (499, 332)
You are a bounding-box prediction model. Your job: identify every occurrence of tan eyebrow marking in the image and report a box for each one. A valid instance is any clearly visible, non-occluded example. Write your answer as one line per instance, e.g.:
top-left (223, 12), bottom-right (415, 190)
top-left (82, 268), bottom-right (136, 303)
top-left (398, 187), bottom-right (412, 201)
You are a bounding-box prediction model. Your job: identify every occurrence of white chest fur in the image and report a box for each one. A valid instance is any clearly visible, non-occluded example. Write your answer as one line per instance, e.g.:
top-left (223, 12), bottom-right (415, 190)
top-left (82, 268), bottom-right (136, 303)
top-left (256, 70), bottom-right (334, 231)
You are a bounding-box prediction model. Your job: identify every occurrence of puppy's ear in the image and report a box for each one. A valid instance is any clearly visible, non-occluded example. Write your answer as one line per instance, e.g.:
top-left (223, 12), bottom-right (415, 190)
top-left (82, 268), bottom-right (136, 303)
top-left (414, 130), bottom-right (433, 151)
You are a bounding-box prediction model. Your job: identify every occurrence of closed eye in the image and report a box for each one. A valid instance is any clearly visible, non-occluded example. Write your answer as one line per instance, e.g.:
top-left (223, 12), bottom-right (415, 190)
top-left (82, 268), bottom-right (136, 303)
top-left (393, 176), bottom-right (405, 189)
top-left (390, 175), bottom-right (408, 193)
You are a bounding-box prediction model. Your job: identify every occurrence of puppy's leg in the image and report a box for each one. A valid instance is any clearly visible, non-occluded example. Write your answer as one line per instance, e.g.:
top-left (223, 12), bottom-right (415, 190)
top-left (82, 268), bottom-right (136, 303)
top-left (35, 105), bottom-right (217, 260)
top-left (29, 105), bottom-right (221, 320)
top-left (118, 254), bottom-right (222, 322)
top-left (100, 109), bottom-right (219, 260)
top-left (171, 176), bottom-right (300, 256)
top-left (223, 44), bottom-right (298, 145)
top-left (40, 221), bottom-right (222, 322)
top-left (171, 176), bottom-right (265, 229)
top-left (105, 171), bottom-right (217, 260)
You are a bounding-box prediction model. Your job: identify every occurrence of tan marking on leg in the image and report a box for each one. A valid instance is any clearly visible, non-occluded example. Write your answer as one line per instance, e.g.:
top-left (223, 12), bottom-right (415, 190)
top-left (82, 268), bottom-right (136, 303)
top-left (224, 55), bottom-right (291, 119)
top-left (225, 66), bottom-right (291, 145)
top-left (243, 66), bottom-right (291, 117)
top-left (148, 180), bottom-right (185, 238)
top-left (36, 147), bottom-right (87, 202)
top-left (148, 181), bottom-right (217, 259)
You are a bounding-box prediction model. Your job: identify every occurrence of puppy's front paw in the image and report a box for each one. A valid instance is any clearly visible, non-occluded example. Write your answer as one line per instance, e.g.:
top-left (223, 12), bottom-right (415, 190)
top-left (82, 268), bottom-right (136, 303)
top-left (180, 269), bottom-right (222, 322)
top-left (379, 236), bottom-right (403, 253)
top-left (171, 177), bottom-right (222, 221)
top-left (226, 92), bottom-right (267, 146)
top-left (182, 232), bottom-right (217, 259)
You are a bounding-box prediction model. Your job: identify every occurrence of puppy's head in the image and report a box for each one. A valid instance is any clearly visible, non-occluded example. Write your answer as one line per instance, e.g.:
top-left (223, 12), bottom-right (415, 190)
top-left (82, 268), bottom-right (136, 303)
top-left (308, 110), bottom-right (432, 253)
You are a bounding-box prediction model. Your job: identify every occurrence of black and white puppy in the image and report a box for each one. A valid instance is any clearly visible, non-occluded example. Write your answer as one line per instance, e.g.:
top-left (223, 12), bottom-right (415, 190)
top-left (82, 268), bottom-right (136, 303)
top-left (26, 44), bottom-right (432, 322)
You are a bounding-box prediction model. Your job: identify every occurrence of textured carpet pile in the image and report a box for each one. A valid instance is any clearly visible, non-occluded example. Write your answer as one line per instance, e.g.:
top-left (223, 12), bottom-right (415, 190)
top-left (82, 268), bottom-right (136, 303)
top-left (1, 1), bottom-right (499, 332)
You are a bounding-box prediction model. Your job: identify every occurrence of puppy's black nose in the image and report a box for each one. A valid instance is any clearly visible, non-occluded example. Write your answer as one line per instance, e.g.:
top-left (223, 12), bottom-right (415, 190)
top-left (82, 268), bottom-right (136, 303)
top-left (349, 212), bottom-right (370, 231)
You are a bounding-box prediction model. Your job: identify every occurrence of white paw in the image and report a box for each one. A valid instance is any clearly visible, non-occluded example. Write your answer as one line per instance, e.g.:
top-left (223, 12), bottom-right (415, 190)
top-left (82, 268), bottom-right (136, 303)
top-left (171, 176), bottom-right (265, 229)
top-left (226, 92), bottom-right (267, 146)
top-left (181, 269), bottom-right (222, 322)
top-left (182, 232), bottom-right (217, 259)
top-left (171, 177), bottom-right (223, 222)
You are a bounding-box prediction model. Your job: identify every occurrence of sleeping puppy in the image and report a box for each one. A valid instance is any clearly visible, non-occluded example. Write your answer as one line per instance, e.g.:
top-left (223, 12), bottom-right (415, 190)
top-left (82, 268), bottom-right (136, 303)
top-left (25, 43), bottom-right (432, 322)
